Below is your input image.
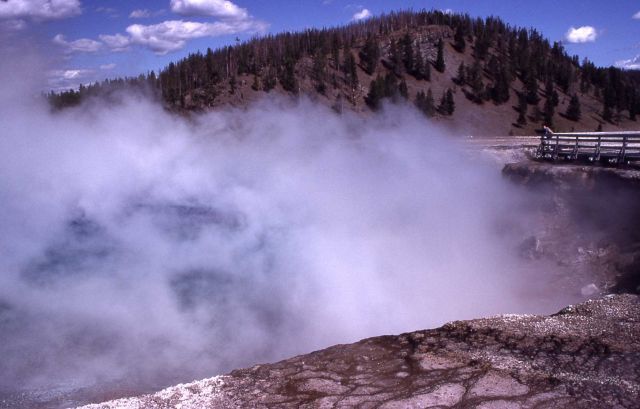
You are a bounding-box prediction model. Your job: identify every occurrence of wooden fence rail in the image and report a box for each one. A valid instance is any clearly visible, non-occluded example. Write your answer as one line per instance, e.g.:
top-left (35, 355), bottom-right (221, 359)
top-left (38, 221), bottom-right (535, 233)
top-left (535, 127), bottom-right (640, 165)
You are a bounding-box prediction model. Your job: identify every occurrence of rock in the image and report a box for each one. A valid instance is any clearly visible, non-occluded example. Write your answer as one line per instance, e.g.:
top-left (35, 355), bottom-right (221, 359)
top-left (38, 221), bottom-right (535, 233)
top-left (503, 160), bottom-right (640, 295)
top-left (78, 294), bottom-right (640, 409)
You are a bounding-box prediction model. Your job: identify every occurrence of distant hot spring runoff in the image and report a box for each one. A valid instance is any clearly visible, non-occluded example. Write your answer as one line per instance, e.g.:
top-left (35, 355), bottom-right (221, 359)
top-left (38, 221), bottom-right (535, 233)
top-left (0, 95), bottom-right (583, 407)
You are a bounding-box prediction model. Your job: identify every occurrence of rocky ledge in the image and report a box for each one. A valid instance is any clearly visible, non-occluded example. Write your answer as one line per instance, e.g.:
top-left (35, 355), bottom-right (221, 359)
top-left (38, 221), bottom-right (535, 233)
top-left (503, 160), bottom-right (640, 295)
top-left (80, 294), bottom-right (639, 409)
top-left (502, 160), bottom-right (640, 188)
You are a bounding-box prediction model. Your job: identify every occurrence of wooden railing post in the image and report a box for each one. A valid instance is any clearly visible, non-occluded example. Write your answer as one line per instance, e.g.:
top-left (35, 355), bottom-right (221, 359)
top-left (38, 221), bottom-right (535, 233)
top-left (535, 131), bottom-right (640, 165)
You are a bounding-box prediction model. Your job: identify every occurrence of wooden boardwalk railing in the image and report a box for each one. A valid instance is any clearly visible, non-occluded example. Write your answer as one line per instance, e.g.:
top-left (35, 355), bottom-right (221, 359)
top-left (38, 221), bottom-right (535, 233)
top-left (535, 127), bottom-right (640, 164)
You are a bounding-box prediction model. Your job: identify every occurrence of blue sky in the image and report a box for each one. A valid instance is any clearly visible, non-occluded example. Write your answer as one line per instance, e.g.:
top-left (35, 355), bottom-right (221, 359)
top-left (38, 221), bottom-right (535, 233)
top-left (1, 0), bottom-right (639, 90)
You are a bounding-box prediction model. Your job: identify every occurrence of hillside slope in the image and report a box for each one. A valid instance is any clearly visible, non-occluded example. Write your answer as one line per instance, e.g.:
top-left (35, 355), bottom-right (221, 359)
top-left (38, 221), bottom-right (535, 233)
top-left (49, 10), bottom-right (640, 136)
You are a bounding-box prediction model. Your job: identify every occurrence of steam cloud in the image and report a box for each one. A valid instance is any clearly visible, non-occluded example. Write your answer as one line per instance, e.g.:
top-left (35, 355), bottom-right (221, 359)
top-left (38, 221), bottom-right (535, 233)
top-left (0, 57), bottom-right (572, 399)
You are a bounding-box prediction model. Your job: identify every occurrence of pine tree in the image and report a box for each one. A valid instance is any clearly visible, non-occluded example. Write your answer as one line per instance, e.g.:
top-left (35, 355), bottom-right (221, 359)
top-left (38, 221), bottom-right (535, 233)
top-left (229, 75), bottom-right (237, 94)
top-left (366, 75), bottom-right (385, 110)
top-left (425, 88), bottom-right (435, 116)
top-left (399, 79), bottom-right (408, 99)
top-left (343, 51), bottom-right (359, 89)
top-left (628, 88), bottom-right (637, 121)
top-left (491, 65), bottom-right (511, 104)
top-left (446, 88), bottom-right (455, 115)
top-left (359, 34), bottom-right (379, 75)
top-left (545, 79), bottom-right (559, 107)
top-left (383, 72), bottom-right (398, 101)
top-left (603, 100), bottom-right (613, 123)
top-left (435, 39), bottom-right (445, 73)
top-left (312, 49), bottom-right (327, 94)
top-left (630, 96), bottom-right (638, 121)
top-left (401, 33), bottom-right (415, 75)
top-left (439, 90), bottom-right (448, 114)
top-left (516, 93), bottom-right (528, 125)
top-left (414, 50), bottom-right (425, 80)
top-left (468, 61), bottom-right (484, 103)
top-left (251, 74), bottom-right (261, 91)
top-left (279, 59), bottom-right (298, 93)
top-left (263, 67), bottom-right (277, 92)
top-left (415, 52), bottom-right (430, 81)
top-left (525, 73), bottom-right (539, 104)
top-left (454, 62), bottom-right (466, 85)
top-left (439, 88), bottom-right (455, 115)
top-left (565, 94), bottom-right (581, 121)
top-left (388, 39), bottom-right (403, 76)
top-left (533, 103), bottom-right (542, 123)
top-left (331, 35), bottom-right (341, 69)
top-left (453, 25), bottom-right (466, 52)
top-left (415, 89), bottom-right (435, 117)
top-left (602, 84), bottom-right (615, 123)
top-left (415, 90), bottom-right (426, 112)
top-left (543, 95), bottom-right (555, 127)
top-left (474, 31), bottom-right (490, 60)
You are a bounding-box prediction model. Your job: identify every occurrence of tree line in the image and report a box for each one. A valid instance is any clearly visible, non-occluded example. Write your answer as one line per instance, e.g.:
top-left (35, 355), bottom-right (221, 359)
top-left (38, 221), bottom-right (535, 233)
top-left (48, 9), bottom-right (640, 127)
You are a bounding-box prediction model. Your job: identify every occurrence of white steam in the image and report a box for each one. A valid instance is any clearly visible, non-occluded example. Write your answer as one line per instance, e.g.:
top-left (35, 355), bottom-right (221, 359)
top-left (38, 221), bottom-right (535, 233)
top-left (0, 65), bottom-right (570, 396)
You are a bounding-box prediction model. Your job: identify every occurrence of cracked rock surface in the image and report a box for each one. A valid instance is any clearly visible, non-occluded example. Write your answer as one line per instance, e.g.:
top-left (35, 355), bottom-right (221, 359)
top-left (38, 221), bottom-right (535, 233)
top-left (80, 294), bottom-right (640, 408)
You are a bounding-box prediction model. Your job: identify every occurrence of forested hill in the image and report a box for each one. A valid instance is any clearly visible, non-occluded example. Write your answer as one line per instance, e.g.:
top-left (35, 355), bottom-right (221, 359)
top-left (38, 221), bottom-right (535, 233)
top-left (48, 10), bottom-right (640, 135)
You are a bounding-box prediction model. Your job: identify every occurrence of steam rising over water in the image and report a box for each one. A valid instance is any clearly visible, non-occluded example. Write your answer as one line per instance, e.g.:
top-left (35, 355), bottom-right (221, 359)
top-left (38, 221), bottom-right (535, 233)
top-left (0, 87), bottom-right (569, 400)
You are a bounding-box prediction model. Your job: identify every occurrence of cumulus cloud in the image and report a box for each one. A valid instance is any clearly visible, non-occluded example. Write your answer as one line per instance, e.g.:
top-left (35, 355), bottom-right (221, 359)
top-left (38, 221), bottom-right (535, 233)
top-left (615, 55), bottom-right (640, 70)
top-left (53, 33), bottom-right (102, 53)
top-left (53, 17), bottom-right (253, 56)
top-left (46, 68), bottom-right (93, 90)
top-left (0, 0), bottom-right (81, 21)
top-left (565, 26), bottom-right (597, 43)
top-left (633, 11), bottom-right (640, 19)
top-left (352, 8), bottom-right (371, 21)
top-left (170, 0), bottom-right (248, 20)
top-left (98, 1), bottom-right (267, 54)
top-left (125, 18), bottom-right (267, 54)
top-left (99, 33), bottom-right (131, 52)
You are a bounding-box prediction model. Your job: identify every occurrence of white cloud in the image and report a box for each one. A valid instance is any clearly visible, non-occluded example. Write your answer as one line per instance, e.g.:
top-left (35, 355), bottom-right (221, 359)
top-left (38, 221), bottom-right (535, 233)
top-left (170, 0), bottom-right (248, 20)
top-left (0, 0), bottom-right (81, 21)
top-left (99, 33), bottom-right (131, 52)
top-left (53, 34), bottom-right (102, 53)
top-left (69, 0), bottom-right (267, 56)
top-left (615, 55), bottom-right (640, 70)
top-left (352, 8), bottom-right (371, 21)
top-left (125, 18), bottom-right (267, 54)
top-left (100, 63), bottom-right (116, 70)
top-left (47, 68), bottom-right (94, 90)
top-left (633, 11), bottom-right (640, 19)
top-left (565, 26), bottom-right (597, 43)
top-left (129, 9), bottom-right (151, 19)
